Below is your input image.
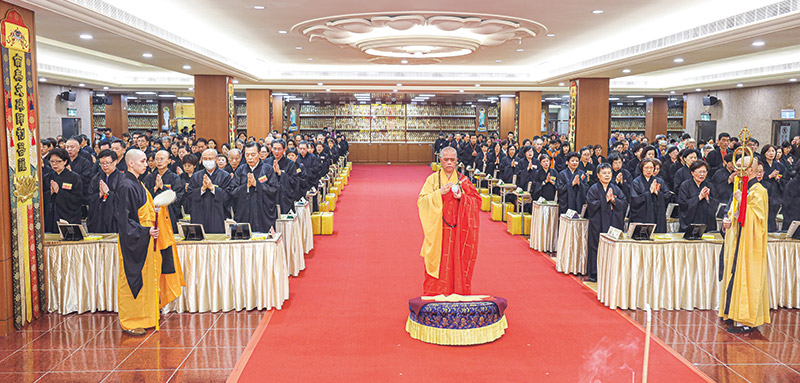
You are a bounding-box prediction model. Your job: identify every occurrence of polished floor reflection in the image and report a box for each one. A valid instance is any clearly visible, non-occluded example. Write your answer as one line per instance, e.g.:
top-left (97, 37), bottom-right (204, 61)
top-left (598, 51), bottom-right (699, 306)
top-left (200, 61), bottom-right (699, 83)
top-left (623, 309), bottom-right (800, 383)
top-left (0, 310), bottom-right (264, 382)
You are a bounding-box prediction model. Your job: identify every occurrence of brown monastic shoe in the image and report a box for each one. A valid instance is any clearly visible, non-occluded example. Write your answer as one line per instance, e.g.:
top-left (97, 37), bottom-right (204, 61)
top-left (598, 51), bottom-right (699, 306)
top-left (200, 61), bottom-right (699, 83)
top-left (122, 327), bottom-right (147, 336)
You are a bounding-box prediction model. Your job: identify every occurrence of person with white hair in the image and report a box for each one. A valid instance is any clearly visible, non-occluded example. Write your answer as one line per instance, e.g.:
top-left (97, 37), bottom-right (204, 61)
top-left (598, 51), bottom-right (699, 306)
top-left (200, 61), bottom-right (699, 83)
top-left (186, 148), bottom-right (233, 233)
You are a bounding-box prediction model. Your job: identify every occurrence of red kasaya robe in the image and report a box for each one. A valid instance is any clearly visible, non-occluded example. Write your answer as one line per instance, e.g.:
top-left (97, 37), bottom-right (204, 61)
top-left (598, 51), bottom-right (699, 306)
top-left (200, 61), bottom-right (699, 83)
top-left (418, 170), bottom-right (481, 295)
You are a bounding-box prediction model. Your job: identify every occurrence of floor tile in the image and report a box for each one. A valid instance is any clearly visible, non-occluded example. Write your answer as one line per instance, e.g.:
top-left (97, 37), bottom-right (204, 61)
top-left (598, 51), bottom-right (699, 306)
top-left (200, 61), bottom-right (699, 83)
top-left (673, 324), bottom-right (744, 343)
top-left (117, 347), bottom-right (193, 371)
top-left (51, 348), bottom-right (134, 372)
top-left (21, 315), bottom-right (67, 332)
top-left (21, 330), bottom-right (98, 350)
top-left (197, 329), bottom-right (255, 348)
top-left (697, 342), bottom-right (779, 365)
top-left (0, 372), bottom-right (44, 383)
top-left (728, 363), bottom-right (800, 383)
top-left (0, 350), bottom-right (73, 373)
top-left (666, 343), bottom-right (719, 364)
top-left (181, 347), bottom-right (245, 369)
top-left (694, 364), bottom-right (749, 383)
top-left (139, 329), bottom-right (207, 349)
top-left (655, 310), bottom-right (709, 326)
top-left (104, 369), bottom-right (176, 383)
top-left (212, 311), bottom-right (265, 329)
top-left (36, 371), bottom-right (111, 382)
top-left (0, 330), bottom-right (42, 350)
top-left (768, 310), bottom-right (799, 326)
top-left (159, 313), bottom-right (219, 331)
top-left (737, 326), bottom-right (795, 344)
top-left (54, 313), bottom-right (117, 331)
top-left (168, 368), bottom-right (231, 382)
top-left (83, 329), bottom-right (151, 349)
top-left (750, 342), bottom-right (800, 364)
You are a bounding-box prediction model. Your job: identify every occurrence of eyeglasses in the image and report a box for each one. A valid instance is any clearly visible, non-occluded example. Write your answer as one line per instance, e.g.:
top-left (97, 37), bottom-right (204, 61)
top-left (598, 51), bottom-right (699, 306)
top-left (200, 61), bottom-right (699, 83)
top-left (49, 159), bottom-right (64, 164)
top-left (99, 161), bottom-right (114, 167)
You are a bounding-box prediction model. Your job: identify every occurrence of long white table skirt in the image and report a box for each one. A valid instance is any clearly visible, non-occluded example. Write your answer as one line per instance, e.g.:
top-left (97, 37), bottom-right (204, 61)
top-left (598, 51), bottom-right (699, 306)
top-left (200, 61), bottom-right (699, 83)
top-left (277, 215), bottom-right (305, 277)
top-left (44, 234), bottom-right (289, 315)
top-left (530, 202), bottom-right (559, 252)
top-left (296, 202), bottom-right (315, 254)
top-left (556, 215), bottom-right (589, 275)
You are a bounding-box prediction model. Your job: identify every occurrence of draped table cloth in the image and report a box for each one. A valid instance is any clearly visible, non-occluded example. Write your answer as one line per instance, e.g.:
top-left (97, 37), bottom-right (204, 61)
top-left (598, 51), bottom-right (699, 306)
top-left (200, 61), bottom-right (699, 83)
top-left (529, 202), bottom-right (559, 253)
top-left (555, 215), bottom-right (588, 275)
top-left (44, 233), bottom-right (289, 315)
top-left (597, 233), bottom-right (800, 311)
top-left (277, 214), bottom-right (305, 277)
top-left (296, 201), bottom-right (314, 254)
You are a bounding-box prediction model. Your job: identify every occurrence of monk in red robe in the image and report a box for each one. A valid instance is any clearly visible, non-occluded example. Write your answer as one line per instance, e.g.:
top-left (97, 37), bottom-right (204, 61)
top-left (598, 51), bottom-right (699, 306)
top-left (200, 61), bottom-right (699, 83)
top-left (418, 146), bottom-right (481, 295)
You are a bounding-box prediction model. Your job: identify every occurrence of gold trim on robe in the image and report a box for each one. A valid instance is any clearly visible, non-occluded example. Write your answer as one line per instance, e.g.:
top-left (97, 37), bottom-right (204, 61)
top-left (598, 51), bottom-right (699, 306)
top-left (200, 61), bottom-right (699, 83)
top-left (418, 171), bottom-right (459, 279)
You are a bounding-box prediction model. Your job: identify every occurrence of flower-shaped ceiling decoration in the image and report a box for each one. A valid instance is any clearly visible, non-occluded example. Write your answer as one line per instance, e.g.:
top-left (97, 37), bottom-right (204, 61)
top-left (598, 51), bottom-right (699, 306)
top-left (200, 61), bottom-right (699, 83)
top-left (294, 13), bottom-right (546, 62)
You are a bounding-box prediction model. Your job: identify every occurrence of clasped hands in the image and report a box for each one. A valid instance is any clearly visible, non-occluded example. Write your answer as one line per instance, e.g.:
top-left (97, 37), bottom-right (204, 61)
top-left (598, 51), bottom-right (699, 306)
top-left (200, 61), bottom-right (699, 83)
top-left (202, 174), bottom-right (214, 192)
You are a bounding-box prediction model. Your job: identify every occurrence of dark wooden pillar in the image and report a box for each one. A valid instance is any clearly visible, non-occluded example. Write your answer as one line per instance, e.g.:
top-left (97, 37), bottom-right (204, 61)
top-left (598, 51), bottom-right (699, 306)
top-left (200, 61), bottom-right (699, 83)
top-left (106, 94), bottom-right (129, 139)
top-left (246, 89), bottom-right (271, 139)
top-left (517, 91), bottom-right (543, 140)
top-left (571, 78), bottom-right (610, 152)
top-left (194, 75), bottom-right (233, 145)
top-left (645, 97), bottom-right (668, 141)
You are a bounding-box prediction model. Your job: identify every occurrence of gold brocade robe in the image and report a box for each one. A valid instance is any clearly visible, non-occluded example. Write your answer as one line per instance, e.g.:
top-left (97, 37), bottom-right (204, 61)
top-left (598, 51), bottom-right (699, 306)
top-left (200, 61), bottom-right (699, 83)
top-left (417, 170), bottom-right (458, 278)
top-left (118, 186), bottom-right (185, 330)
top-left (719, 182), bottom-right (770, 328)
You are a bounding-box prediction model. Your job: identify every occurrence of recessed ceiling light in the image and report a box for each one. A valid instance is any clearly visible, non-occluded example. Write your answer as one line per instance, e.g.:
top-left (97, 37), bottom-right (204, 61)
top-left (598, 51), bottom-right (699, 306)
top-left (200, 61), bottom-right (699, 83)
top-left (592, 10), bottom-right (604, 14)
top-left (622, 69), bottom-right (631, 73)
top-left (400, 59), bottom-right (408, 64)
top-left (608, 97), bottom-right (619, 101)
top-left (752, 41), bottom-right (765, 47)
top-left (670, 91), bottom-right (676, 94)
top-left (790, 78), bottom-right (798, 82)
top-left (188, 87), bottom-right (194, 91)
top-left (396, 83), bottom-right (402, 87)
top-left (558, 82), bottom-right (565, 86)
top-left (127, 96), bottom-right (138, 100)
top-left (103, 86), bottom-right (109, 90)
top-left (232, 79), bottom-right (239, 84)
top-left (393, 89), bottom-right (398, 92)
top-left (495, 59), bottom-right (502, 63)
top-left (736, 83), bottom-right (744, 87)
top-left (295, 46), bottom-right (303, 50)
top-left (39, 77), bottom-right (46, 82)
top-left (307, 58), bottom-right (313, 61)
top-left (183, 65), bottom-right (192, 70)
top-left (177, 97), bottom-right (193, 100)
top-left (136, 91), bottom-right (157, 95)
top-left (253, 5), bottom-right (265, 10)
top-left (95, 93), bottom-right (105, 97)
top-left (626, 95), bottom-right (644, 98)
top-left (544, 97), bottom-right (561, 101)
top-left (695, 88), bottom-right (702, 91)
top-left (79, 34), bottom-right (93, 40)
top-left (475, 84), bottom-right (480, 87)
top-left (142, 53), bottom-right (153, 58)
top-left (516, 48), bottom-right (524, 52)
top-left (673, 58), bottom-right (684, 63)
top-left (317, 82), bottom-right (323, 86)
top-left (78, 83), bottom-right (85, 87)
top-left (278, 30), bottom-right (288, 34)
top-left (158, 94), bottom-right (177, 98)
top-left (459, 90), bottom-right (464, 93)
top-left (546, 33), bottom-right (556, 37)
top-left (326, 88), bottom-right (331, 92)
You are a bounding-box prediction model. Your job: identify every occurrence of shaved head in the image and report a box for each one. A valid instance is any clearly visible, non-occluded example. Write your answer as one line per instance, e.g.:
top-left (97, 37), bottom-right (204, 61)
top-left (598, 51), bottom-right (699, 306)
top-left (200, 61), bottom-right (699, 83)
top-left (126, 149), bottom-right (145, 164)
top-left (126, 149), bottom-right (148, 176)
top-left (441, 146), bottom-right (457, 157)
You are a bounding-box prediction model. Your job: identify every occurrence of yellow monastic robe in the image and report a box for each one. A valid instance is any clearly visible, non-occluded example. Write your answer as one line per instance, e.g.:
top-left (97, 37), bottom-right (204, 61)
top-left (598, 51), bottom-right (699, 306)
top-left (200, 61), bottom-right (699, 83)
top-left (719, 182), bottom-right (770, 328)
top-left (418, 170), bottom-right (458, 279)
top-left (118, 189), bottom-right (185, 330)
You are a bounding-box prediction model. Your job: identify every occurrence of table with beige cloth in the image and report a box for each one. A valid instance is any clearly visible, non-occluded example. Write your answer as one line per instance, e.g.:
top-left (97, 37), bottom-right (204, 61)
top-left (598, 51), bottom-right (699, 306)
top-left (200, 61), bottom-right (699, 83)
top-left (555, 215), bottom-right (588, 275)
top-left (44, 233), bottom-right (289, 315)
top-left (277, 214), bottom-right (305, 277)
top-left (295, 202), bottom-right (314, 254)
top-left (597, 232), bottom-right (800, 311)
top-left (529, 202), bottom-right (559, 252)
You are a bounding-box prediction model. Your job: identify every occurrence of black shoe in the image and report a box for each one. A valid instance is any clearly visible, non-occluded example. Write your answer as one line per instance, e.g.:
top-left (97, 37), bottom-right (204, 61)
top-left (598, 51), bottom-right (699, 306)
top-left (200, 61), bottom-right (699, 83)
top-left (588, 276), bottom-right (597, 283)
top-left (721, 319), bottom-right (734, 326)
top-left (726, 325), bottom-right (755, 334)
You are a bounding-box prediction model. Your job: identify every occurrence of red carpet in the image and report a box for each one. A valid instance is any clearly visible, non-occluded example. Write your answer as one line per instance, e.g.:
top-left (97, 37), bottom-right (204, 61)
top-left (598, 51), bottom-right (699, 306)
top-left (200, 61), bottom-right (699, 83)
top-left (233, 165), bottom-right (711, 382)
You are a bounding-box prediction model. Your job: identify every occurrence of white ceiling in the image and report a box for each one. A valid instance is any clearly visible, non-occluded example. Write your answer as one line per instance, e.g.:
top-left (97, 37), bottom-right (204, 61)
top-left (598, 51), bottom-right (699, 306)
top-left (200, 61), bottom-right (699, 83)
top-left (14, 0), bottom-right (800, 95)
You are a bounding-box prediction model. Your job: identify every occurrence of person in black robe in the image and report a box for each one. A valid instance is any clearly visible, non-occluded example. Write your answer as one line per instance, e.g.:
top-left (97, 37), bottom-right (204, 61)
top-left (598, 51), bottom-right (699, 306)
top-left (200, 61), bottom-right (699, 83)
top-left (755, 162), bottom-right (781, 232)
top-left (629, 159), bottom-right (671, 233)
top-left (43, 148), bottom-right (84, 233)
top-left (706, 133), bottom-right (731, 175)
top-left (286, 149), bottom-right (310, 202)
top-left (532, 154), bottom-right (558, 201)
top-left (710, 153), bottom-right (735, 208)
top-left (608, 153), bottom-right (633, 201)
top-left (586, 163), bottom-right (628, 282)
top-left (499, 146), bottom-right (518, 185)
top-left (678, 160), bottom-right (718, 232)
top-left (87, 150), bottom-right (122, 233)
top-left (760, 145), bottom-right (785, 232)
top-left (554, 144), bottom-right (571, 173)
top-left (557, 152), bottom-right (588, 215)
top-left (143, 150), bottom-right (186, 232)
top-left (578, 146), bottom-right (597, 185)
top-left (515, 145), bottom-right (538, 193)
top-left (782, 161), bottom-right (800, 230)
top-left (186, 149), bottom-right (233, 233)
top-left (315, 142), bottom-right (331, 181)
top-left (296, 141), bottom-right (321, 192)
top-left (264, 139), bottom-right (301, 216)
top-left (459, 135), bottom-right (479, 169)
top-left (232, 142), bottom-right (280, 232)
top-left (672, 149), bottom-right (699, 191)
top-left (489, 143), bottom-right (504, 179)
top-left (475, 143), bottom-right (492, 175)
top-left (591, 145), bottom-right (605, 168)
top-left (660, 146), bottom-right (680, 190)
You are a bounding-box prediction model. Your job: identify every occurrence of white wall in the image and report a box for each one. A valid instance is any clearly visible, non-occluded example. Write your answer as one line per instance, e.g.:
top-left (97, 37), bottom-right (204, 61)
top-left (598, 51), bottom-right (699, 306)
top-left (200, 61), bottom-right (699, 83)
top-left (37, 83), bottom-right (92, 140)
top-left (685, 83), bottom-right (800, 145)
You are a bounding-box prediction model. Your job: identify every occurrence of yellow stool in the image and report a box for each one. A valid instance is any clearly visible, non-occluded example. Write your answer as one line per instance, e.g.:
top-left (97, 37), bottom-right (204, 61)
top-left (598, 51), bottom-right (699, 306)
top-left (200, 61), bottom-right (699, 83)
top-left (319, 201), bottom-right (331, 212)
top-left (311, 212), bottom-right (322, 234)
top-left (523, 214), bottom-right (532, 235)
top-left (506, 212), bottom-right (523, 235)
top-left (325, 193), bottom-right (337, 211)
top-left (318, 212), bottom-right (334, 235)
top-left (478, 188), bottom-right (489, 195)
top-left (491, 195), bottom-right (501, 203)
top-left (480, 194), bottom-right (491, 212)
top-left (330, 186), bottom-right (341, 197)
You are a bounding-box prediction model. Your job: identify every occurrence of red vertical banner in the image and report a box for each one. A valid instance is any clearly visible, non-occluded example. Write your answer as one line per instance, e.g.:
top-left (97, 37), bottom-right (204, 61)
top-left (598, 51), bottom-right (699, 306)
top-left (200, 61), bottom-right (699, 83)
top-left (568, 80), bottom-right (578, 151)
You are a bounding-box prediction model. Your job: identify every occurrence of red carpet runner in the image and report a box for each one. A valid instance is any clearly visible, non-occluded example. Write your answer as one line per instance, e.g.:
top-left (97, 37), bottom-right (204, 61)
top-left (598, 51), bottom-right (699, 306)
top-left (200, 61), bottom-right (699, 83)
top-left (233, 165), bottom-right (711, 382)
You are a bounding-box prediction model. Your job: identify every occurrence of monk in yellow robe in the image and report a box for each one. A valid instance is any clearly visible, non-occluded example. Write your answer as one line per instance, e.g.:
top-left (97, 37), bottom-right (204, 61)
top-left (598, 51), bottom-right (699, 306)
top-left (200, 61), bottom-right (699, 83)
top-left (720, 156), bottom-right (769, 333)
top-left (418, 146), bottom-right (481, 295)
top-left (115, 149), bottom-right (185, 335)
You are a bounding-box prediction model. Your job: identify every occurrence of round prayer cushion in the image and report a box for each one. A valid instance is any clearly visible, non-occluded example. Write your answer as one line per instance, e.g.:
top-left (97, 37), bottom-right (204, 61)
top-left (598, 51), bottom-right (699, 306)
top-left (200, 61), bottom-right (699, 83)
top-left (406, 300), bottom-right (508, 346)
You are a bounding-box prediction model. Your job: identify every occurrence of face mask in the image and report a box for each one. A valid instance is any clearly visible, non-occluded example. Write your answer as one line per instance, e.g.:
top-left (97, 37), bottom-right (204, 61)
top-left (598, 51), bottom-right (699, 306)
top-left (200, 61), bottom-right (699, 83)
top-left (203, 160), bottom-right (215, 171)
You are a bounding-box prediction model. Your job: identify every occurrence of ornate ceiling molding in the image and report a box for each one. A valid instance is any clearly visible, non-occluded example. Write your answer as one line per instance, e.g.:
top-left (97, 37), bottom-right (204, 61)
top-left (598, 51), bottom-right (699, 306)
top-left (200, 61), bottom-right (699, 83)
top-left (294, 12), bottom-right (546, 60)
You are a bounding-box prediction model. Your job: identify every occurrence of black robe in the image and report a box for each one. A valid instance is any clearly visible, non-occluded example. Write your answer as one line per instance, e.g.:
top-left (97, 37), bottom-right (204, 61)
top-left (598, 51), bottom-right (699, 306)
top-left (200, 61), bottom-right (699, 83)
top-left (232, 161), bottom-right (280, 232)
top-left (143, 169), bottom-right (186, 232)
top-left (611, 168), bottom-right (633, 201)
top-left (68, 154), bottom-right (95, 200)
top-left (586, 183), bottom-right (628, 277)
top-left (297, 152), bottom-right (321, 191)
top-left (672, 165), bottom-right (691, 192)
top-left (629, 175), bottom-right (671, 233)
top-left (515, 158), bottom-right (539, 193)
top-left (782, 175), bottom-right (800, 231)
top-left (554, 153), bottom-right (568, 173)
top-left (578, 161), bottom-right (596, 185)
top-left (43, 169), bottom-right (84, 233)
top-left (760, 178), bottom-right (781, 232)
top-left (186, 167), bottom-right (233, 233)
top-left (557, 168), bottom-right (588, 215)
top-left (678, 179), bottom-right (718, 232)
top-left (710, 167), bottom-right (734, 207)
top-left (532, 167), bottom-right (558, 201)
top-left (499, 156), bottom-right (517, 184)
top-left (264, 156), bottom-right (301, 215)
top-left (660, 157), bottom-right (680, 188)
top-left (87, 169), bottom-right (122, 233)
